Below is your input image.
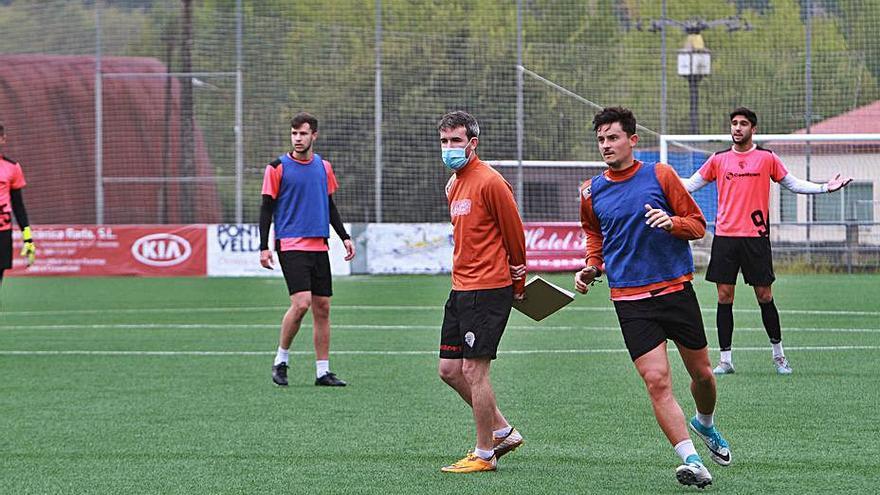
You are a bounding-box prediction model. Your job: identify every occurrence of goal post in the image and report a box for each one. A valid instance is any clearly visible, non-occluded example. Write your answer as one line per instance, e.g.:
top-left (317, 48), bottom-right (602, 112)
top-left (660, 132), bottom-right (880, 271)
top-left (97, 69), bottom-right (240, 225)
top-left (660, 133), bottom-right (880, 165)
top-left (485, 160), bottom-right (607, 222)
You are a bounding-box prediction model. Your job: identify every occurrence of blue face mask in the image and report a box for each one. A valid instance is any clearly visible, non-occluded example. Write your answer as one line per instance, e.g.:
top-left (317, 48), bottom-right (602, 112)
top-left (441, 142), bottom-right (472, 170)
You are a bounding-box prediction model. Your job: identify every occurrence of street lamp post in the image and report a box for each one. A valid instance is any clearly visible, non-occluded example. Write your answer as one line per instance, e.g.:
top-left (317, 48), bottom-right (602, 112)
top-left (677, 34), bottom-right (711, 134)
top-left (637, 16), bottom-right (750, 134)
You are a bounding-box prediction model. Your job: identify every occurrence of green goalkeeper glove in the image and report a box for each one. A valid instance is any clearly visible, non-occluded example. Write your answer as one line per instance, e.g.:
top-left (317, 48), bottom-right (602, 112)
top-left (20, 225), bottom-right (35, 267)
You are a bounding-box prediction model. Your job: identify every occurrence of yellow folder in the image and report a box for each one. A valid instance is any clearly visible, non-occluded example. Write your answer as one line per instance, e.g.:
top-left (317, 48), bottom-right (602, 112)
top-left (512, 276), bottom-right (575, 321)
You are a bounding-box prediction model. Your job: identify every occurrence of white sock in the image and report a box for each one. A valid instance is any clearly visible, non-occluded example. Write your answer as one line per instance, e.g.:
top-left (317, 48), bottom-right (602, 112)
top-left (771, 342), bottom-right (784, 358)
top-left (473, 447), bottom-right (494, 460)
top-left (674, 439), bottom-right (698, 463)
top-left (696, 412), bottom-right (714, 428)
top-left (494, 426), bottom-right (512, 438)
top-left (274, 347), bottom-right (289, 366)
top-left (720, 350), bottom-right (732, 364)
top-left (316, 360), bottom-right (330, 378)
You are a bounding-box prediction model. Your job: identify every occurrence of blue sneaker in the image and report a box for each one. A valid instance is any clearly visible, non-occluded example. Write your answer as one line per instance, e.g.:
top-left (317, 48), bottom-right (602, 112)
top-left (676, 454), bottom-right (712, 488)
top-left (689, 417), bottom-right (732, 466)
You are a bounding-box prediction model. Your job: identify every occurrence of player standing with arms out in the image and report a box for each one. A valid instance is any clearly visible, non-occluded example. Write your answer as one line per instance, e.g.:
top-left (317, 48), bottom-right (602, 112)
top-left (683, 107), bottom-right (852, 375)
top-left (575, 107), bottom-right (730, 488)
top-left (260, 112), bottom-right (355, 387)
top-left (436, 111), bottom-right (527, 473)
top-left (0, 123), bottom-right (36, 291)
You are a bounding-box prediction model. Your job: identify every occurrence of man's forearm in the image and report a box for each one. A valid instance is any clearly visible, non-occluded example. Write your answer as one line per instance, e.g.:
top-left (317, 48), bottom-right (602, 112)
top-left (259, 195), bottom-right (275, 250)
top-left (682, 172), bottom-right (710, 193)
top-left (779, 173), bottom-right (827, 194)
top-left (329, 195), bottom-right (350, 240)
top-left (10, 189), bottom-right (29, 228)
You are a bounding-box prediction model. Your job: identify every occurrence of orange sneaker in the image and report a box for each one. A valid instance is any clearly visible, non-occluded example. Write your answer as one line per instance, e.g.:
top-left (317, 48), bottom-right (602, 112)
top-left (493, 428), bottom-right (524, 458)
top-left (440, 452), bottom-right (497, 473)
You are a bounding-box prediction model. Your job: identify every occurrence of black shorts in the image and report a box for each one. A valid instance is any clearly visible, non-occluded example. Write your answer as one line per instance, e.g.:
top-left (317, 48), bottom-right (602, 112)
top-left (277, 250), bottom-right (332, 297)
top-left (439, 285), bottom-right (513, 360)
top-left (706, 235), bottom-right (775, 286)
top-left (0, 230), bottom-right (12, 270)
top-left (612, 283), bottom-right (708, 361)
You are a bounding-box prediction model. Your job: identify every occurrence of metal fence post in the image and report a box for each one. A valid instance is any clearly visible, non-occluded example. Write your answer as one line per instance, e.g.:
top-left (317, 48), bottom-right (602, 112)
top-left (95, 3), bottom-right (104, 224)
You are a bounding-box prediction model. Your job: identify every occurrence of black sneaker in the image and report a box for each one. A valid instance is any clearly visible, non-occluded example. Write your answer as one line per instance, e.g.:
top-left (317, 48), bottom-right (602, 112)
top-left (272, 362), bottom-right (289, 386)
top-left (315, 371), bottom-right (346, 387)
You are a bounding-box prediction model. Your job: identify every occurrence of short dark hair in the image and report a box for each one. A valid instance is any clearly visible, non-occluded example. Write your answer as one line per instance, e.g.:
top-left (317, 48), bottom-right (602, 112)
top-left (290, 112), bottom-right (318, 132)
top-left (592, 107), bottom-right (637, 136)
top-left (0, 122), bottom-right (5, 136)
top-left (729, 107), bottom-right (757, 127)
top-left (438, 111), bottom-right (480, 139)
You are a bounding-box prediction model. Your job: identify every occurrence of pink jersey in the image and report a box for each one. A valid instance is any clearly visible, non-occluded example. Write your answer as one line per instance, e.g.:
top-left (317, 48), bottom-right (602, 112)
top-left (698, 146), bottom-right (788, 237)
top-left (0, 156), bottom-right (27, 232)
top-left (261, 153), bottom-right (338, 251)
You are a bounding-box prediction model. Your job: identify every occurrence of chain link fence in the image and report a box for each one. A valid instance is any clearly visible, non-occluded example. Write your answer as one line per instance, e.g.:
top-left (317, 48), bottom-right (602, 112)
top-left (1, 0), bottom-right (878, 268)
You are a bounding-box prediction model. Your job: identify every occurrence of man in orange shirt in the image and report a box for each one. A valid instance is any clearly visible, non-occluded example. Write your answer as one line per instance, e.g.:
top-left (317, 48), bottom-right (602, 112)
top-left (436, 111), bottom-right (527, 473)
top-left (575, 107), bottom-right (730, 488)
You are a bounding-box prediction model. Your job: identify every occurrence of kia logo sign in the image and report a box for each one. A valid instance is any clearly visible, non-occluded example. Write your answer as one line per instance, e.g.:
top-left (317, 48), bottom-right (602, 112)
top-left (131, 233), bottom-right (192, 267)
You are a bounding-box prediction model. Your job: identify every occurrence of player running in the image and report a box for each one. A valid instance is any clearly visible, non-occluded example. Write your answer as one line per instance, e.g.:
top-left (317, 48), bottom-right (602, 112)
top-left (576, 107), bottom-right (730, 488)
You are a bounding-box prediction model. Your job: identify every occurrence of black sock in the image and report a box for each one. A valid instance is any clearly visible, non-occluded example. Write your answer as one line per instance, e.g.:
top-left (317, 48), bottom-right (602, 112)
top-left (717, 303), bottom-right (734, 351)
top-left (760, 299), bottom-right (782, 344)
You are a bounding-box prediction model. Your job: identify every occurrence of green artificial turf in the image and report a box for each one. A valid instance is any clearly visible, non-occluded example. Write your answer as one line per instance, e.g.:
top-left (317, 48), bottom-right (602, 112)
top-left (1, 274), bottom-right (878, 494)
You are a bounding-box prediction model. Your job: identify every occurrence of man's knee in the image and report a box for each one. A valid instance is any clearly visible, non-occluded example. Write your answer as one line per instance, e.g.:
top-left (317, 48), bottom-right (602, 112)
top-left (642, 369), bottom-right (672, 399)
top-left (289, 294), bottom-right (311, 317)
top-left (754, 286), bottom-right (773, 304)
top-left (461, 358), bottom-right (490, 385)
top-left (438, 360), bottom-right (463, 384)
top-left (716, 284), bottom-right (735, 304)
top-left (311, 296), bottom-right (331, 317)
top-left (691, 366), bottom-right (716, 388)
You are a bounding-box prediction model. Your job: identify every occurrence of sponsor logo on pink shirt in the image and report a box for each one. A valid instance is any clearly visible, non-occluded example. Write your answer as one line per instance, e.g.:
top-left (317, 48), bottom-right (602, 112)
top-left (724, 171), bottom-right (760, 181)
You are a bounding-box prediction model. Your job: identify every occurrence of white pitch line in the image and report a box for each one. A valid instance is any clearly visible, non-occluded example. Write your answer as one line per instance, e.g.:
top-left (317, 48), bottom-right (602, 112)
top-left (3, 305), bottom-right (879, 317)
top-left (3, 323), bottom-right (880, 334)
top-left (0, 345), bottom-right (879, 357)
top-left (1, 306), bottom-right (288, 316)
